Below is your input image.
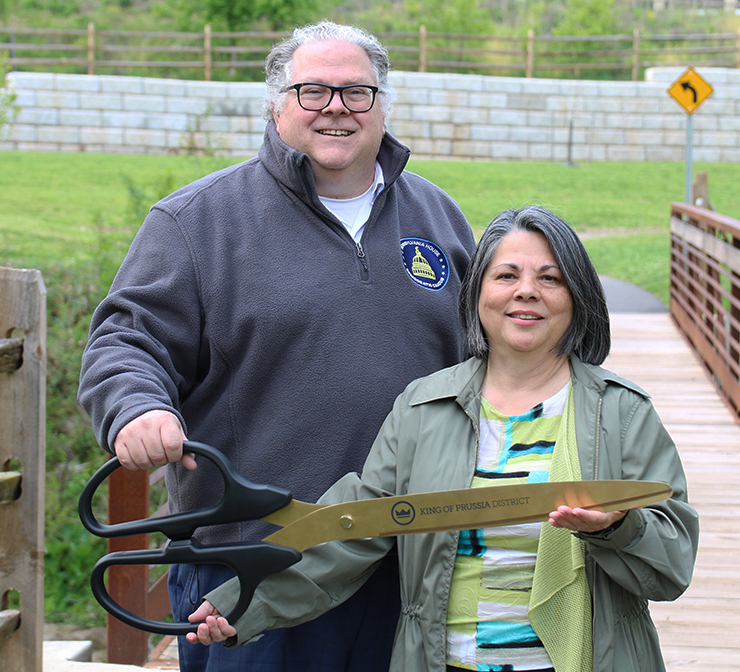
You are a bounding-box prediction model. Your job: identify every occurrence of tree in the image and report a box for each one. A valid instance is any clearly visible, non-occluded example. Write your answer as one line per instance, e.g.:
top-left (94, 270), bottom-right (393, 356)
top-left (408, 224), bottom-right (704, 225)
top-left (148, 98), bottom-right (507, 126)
top-left (551, 0), bottom-right (619, 36)
top-left (201, 0), bottom-right (337, 31)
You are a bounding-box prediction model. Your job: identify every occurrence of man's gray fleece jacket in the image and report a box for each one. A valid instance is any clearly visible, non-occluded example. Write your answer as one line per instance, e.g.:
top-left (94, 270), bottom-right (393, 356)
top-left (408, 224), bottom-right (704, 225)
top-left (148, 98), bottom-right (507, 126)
top-left (78, 123), bottom-right (476, 545)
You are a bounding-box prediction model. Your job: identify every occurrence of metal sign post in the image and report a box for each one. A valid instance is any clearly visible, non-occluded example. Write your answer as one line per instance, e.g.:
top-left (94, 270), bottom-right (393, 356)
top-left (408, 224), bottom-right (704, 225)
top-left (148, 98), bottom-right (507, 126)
top-left (667, 67), bottom-right (714, 204)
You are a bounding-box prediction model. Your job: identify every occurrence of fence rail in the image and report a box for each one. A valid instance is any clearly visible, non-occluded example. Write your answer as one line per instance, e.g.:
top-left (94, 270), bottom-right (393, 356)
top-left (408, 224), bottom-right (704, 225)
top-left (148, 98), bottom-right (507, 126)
top-left (670, 203), bottom-right (740, 423)
top-left (2, 24), bottom-right (740, 82)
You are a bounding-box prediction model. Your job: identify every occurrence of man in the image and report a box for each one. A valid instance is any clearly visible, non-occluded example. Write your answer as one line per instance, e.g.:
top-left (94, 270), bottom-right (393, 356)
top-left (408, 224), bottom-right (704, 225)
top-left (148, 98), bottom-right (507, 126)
top-left (79, 20), bottom-right (475, 672)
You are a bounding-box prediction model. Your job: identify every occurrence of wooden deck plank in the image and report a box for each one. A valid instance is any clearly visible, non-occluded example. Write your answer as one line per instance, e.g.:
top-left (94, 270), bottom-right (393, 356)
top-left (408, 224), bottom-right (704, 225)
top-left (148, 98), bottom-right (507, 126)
top-left (606, 313), bottom-right (740, 670)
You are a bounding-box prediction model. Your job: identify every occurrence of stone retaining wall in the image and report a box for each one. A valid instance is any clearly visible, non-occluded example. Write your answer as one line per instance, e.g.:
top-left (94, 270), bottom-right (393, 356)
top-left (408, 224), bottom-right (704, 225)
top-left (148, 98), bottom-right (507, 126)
top-left (3, 67), bottom-right (740, 162)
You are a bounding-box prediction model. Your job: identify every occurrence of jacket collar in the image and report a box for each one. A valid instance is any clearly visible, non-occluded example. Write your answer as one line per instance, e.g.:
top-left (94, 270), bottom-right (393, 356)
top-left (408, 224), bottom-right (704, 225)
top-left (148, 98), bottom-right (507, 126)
top-left (569, 355), bottom-right (650, 399)
top-left (404, 355), bottom-right (649, 412)
top-left (258, 121), bottom-right (411, 207)
top-left (407, 357), bottom-right (486, 413)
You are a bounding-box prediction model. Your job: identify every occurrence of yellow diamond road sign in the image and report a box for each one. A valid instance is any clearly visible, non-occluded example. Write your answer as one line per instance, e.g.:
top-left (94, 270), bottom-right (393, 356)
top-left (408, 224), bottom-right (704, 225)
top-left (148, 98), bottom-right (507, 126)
top-left (667, 67), bottom-right (714, 115)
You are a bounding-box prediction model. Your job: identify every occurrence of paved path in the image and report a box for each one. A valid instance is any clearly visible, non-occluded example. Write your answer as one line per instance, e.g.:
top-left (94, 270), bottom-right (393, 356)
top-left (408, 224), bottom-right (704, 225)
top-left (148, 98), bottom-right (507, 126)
top-left (600, 275), bottom-right (667, 314)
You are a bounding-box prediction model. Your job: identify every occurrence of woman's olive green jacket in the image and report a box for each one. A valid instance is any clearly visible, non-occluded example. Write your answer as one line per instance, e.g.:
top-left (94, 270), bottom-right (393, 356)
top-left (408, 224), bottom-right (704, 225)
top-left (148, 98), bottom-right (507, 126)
top-left (209, 356), bottom-right (699, 672)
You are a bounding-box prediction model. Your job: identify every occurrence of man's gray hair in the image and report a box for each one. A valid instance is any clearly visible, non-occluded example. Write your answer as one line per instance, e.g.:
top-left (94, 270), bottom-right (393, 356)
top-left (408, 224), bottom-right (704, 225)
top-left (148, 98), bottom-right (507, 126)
top-left (458, 206), bottom-right (611, 365)
top-left (263, 20), bottom-right (395, 122)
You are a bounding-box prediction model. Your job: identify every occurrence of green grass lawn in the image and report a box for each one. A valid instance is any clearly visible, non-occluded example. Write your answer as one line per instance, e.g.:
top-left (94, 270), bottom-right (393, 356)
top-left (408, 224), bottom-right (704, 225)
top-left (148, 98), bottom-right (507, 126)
top-left (1, 152), bottom-right (239, 268)
top-left (3, 151), bottom-right (740, 302)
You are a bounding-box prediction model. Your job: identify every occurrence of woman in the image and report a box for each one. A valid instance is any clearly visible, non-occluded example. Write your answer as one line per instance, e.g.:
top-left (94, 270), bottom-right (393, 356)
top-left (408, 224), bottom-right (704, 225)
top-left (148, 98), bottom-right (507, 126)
top-left (188, 206), bottom-right (699, 672)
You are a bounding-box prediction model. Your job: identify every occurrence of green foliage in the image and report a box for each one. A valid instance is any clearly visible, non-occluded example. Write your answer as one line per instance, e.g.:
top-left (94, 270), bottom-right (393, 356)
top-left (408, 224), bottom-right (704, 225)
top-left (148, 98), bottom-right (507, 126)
top-left (1, 52), bottom-right (18, 139)
top-left (551, 0), bottom-right (618, 37)
top-left (2, 0), bottom-right (739, 81)
top-left (3, 0), bottom-right (737, 37)
top-left (344, 0), bottom-right (495, 35)
top-left (201, 0), bottom-right (261, 31)
top-left (410, 0), bottom-right (495, 34)
top-left (44, 462), bottom-right (107, 626)
top-left (180, 0), bottom-right (338, 31)
top-left (0, 86), bottom-right (15, 137)
top-left (41, 224), bottom-right (139, 626)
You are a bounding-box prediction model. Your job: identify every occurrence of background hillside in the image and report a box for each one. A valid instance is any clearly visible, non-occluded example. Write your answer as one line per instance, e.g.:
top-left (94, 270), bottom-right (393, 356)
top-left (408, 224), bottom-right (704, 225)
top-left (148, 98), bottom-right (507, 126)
top-left (2, 0), bottom-right (739, 46)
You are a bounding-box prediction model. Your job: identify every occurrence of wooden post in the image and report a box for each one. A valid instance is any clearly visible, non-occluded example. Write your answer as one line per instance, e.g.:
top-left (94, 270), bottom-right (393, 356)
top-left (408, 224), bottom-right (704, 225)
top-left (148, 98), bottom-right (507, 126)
top-left (106, 467), bottom-right (150, 666)
top-left (419, 24), bottom-right (427, 73)
top-left (737, 26), bottom-right (740, 69)
top-left (692, 171), bottom-right (711, 209)
top-left (87, 22), bottom-right (96, 75)
top-left (526, 29), bottom-right (534, 78)
top-left (204, 24), bottom-right (212, 82)
top-left (632, 28), bottom-right (640, 82)
top-left (0, 267), bottom-right (46, 672)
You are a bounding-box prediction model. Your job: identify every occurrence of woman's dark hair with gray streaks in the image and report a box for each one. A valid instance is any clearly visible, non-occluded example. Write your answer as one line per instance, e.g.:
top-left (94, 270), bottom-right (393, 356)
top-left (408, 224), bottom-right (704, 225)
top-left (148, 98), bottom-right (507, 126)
top-left (459, 206), bottom-right (611, 365)
top-left (264, 20), bottom-right (396, 123)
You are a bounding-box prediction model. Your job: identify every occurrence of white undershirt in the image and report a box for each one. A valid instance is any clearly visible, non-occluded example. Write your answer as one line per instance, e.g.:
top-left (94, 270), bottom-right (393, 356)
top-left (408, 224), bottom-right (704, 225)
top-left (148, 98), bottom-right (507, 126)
top-left (319, 162), bottom-right (385, 242)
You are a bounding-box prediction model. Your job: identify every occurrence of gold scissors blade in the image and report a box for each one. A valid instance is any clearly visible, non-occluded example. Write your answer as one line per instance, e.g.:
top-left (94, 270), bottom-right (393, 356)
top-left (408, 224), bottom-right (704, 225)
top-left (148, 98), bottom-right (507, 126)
top-left (262, 499), bottom-right (323, 527)
top-left (262, 480), bottom-right (672, 552)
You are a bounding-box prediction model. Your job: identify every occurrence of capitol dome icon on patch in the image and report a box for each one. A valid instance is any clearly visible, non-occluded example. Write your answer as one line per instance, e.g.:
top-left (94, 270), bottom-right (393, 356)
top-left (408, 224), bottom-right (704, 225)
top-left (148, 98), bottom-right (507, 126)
top-left (400, 238), bottom-right (449, 291)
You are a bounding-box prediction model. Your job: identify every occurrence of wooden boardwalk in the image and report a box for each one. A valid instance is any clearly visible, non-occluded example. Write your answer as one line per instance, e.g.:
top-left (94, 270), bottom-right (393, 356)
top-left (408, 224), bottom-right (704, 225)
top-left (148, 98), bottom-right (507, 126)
top-left (148, 312), bottom-right (740, 670)
top-left (606, 313), bottom-right (740, 670)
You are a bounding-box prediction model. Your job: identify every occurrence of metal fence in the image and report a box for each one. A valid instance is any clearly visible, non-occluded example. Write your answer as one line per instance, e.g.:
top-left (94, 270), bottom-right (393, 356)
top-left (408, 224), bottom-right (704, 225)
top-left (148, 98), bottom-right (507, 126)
top-left (2, 24), bottom-right (740, 82)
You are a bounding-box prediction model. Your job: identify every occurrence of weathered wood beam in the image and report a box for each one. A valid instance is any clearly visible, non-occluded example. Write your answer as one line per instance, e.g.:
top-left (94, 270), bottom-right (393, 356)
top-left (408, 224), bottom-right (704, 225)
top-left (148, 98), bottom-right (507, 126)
top-left (0, 338), bottom-right (23, 373)
top-left (0, 472), bottom-right (22, 504)
top-left (0, 609), bottom-right (21, 641)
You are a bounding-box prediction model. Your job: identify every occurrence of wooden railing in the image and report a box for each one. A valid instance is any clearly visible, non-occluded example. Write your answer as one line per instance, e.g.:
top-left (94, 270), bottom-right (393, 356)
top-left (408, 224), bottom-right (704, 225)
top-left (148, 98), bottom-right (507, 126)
top-left (0, 268), bottom-right (46, 672)
top-left (670, 203), bottom-right (740, 422)
top-left (2, 24), bottom-right (740, 82)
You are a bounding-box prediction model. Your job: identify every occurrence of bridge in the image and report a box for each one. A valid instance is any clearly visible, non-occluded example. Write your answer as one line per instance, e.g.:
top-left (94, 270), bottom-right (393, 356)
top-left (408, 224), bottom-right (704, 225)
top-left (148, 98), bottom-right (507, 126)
top-left (602, 201), bottom-right (740, 669)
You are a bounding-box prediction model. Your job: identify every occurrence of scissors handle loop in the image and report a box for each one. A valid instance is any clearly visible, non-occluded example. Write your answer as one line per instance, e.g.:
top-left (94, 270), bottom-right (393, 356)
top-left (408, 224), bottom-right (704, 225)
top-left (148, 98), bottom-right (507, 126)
top-left (79, 441), bottom-right (293, 540)
top-left (79, 441), bottom-right (302, 634)
top-left (91, 539), bottom-right (300, 635)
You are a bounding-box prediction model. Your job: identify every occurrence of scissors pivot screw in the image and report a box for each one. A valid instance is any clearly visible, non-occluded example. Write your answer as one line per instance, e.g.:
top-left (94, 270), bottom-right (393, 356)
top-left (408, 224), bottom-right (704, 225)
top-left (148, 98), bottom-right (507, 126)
top-left (340, 515), bottom-right (354, 530)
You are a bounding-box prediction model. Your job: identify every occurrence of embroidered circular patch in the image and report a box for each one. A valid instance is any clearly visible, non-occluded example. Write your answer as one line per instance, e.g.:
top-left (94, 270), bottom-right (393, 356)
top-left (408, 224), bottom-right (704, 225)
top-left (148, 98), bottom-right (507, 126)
top-left (400, 238), bottom-right (450, 291)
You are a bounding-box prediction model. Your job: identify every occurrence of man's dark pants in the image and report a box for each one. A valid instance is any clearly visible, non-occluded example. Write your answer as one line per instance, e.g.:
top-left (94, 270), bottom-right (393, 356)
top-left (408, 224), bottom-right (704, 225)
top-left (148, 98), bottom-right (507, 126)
top-left (169, 553), bottom-right (400, 671)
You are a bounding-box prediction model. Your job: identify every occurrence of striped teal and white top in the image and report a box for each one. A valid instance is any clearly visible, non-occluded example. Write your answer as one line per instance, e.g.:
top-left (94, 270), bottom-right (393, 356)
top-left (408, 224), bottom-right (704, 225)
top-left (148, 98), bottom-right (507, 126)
top-left (446, 382), bottom-right (569, 671)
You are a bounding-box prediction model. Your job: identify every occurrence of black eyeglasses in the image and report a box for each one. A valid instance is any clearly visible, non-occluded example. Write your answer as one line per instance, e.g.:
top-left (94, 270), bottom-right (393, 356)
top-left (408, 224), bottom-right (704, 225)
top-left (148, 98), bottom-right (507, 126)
top-left (282, 82), bottom-right (379, 113)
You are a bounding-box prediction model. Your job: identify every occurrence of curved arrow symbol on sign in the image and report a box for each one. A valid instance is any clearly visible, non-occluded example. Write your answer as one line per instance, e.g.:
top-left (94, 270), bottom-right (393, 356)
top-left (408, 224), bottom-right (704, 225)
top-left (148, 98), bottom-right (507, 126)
top-left (681, 81), bottom-right (698, 103)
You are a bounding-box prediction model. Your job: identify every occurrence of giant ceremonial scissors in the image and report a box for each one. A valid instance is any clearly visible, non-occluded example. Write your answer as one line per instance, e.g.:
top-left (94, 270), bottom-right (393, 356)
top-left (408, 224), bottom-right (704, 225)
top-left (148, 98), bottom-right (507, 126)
top-left (79, 441), bottom-right (672, 635)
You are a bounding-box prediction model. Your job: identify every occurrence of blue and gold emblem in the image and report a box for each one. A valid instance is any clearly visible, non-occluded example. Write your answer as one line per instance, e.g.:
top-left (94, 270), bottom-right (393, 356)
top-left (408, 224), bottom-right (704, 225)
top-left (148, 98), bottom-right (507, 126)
top-left (391, 501), bottom-right (416, 526)
top-left (400, 238), bottom-right (450, 291)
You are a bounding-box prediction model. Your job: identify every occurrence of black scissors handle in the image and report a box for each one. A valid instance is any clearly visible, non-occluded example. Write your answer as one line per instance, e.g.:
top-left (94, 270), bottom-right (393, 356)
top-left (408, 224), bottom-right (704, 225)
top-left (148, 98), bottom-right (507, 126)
top-left (79, 441), bottom-right (293, 540)
top-left (79, 441), bottom-right (302, 635)
top-left (91, 539), bottom-right (300, 635)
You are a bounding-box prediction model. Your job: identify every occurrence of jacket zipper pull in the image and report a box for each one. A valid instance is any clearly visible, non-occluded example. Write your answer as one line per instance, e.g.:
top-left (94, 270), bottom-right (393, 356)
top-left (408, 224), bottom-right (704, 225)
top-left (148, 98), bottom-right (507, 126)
top-left (355, 241), bottom-right (369, 279)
